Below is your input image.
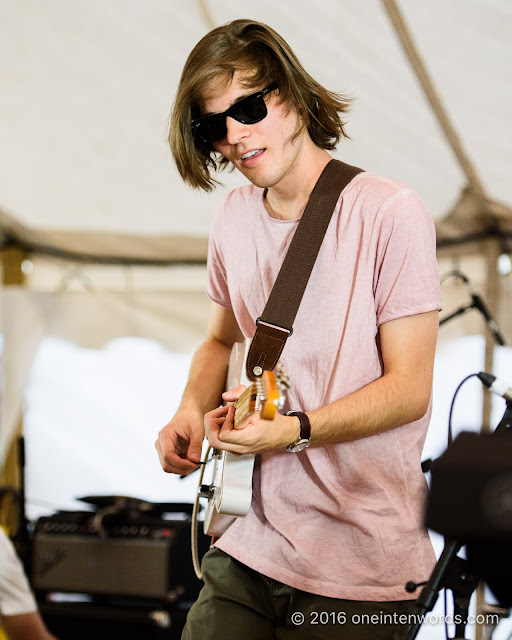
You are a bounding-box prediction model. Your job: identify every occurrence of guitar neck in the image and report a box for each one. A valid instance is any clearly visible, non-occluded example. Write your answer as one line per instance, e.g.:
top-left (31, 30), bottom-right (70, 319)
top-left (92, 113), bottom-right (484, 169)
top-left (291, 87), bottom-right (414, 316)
top-left (232, 371), bottom-right (279, 427)
top-left (233, 385), bottom-right (256, 427)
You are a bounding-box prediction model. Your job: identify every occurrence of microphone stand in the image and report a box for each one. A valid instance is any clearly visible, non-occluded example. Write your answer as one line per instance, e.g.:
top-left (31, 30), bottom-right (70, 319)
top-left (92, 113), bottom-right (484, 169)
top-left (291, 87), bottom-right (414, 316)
top-left (439, 290), bottom-right (506, 346)
top-left (405, 538), bottom-right (478, 640)
top-left (494, 401), bottom-right (512, 434)
top-left (439, 304), bottom-right (474, 328)
top-left (407, 403), bottom-right (512, 639)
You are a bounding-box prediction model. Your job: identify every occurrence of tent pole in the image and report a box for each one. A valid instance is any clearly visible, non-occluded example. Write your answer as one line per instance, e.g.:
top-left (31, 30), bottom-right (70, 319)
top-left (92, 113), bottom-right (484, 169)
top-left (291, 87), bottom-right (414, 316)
top-left (473, 238), bottom-right (502, 640)
top-left (381, 0), bottom-right (487, 200)
top-left (481, 237), bottom-right (501, 434)
top-left (197, 0), bottom-right (215, 30)
top-left (0, 246), bottom-right (27, 510)
top-left (1, 245), bottom-right (27, 286)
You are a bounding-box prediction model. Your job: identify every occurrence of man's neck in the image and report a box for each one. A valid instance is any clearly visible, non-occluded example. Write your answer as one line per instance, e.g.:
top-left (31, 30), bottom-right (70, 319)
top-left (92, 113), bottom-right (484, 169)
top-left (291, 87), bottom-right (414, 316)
top-left (264, 147), bottom-right (332, 221)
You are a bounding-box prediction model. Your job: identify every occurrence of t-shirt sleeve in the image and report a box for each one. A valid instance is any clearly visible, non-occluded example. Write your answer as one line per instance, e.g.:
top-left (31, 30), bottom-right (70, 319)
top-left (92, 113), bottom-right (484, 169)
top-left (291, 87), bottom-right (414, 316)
top-left (0, 530), bottom-right (38, 616)
top-left (205, 202), bottom-right (233, 310)
top-left (373, 188), bottom-right (442, 325)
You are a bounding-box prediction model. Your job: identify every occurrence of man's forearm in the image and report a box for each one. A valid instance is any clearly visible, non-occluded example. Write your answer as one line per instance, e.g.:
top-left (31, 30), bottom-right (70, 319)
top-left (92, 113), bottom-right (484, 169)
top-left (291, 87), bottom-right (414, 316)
top-left (306, 311), bottom-right (438, 446)
top-left (2, 611), bottom-right (58, 640)
top-left (307, 370), bottom-right (432, 445)
top-left (178, 336), bottom-right (233, 416)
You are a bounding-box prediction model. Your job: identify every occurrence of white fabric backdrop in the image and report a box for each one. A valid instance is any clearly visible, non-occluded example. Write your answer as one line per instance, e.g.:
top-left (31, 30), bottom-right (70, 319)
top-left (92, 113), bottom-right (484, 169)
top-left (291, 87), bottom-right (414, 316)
top-left (0, 287), bottom-right (211, 467)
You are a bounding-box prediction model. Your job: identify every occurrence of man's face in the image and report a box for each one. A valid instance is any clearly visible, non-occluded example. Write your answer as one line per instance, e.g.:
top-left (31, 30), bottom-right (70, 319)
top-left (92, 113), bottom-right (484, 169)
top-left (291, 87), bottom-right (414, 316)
top-left (200, 71), bottom-right (306, 190)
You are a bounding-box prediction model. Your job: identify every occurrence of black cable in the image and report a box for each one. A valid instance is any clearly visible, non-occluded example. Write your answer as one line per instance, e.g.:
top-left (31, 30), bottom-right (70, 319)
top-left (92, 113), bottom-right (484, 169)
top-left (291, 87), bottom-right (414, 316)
top-left (447, 373), bottom-right (479, 446)
top-left (421, 372), bottom-right (480, 473)
top-left (445, 372), bottom-right (486, 638)
top-left (444, 372), bottom-right (480, 638)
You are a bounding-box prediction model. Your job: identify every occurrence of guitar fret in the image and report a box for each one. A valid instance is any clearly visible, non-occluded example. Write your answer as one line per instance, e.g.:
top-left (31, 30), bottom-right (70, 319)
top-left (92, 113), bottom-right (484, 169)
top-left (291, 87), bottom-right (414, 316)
top-left (234, 385), bottom-right (253, 410)
top-left (233, 384), bottom-right (254, 427)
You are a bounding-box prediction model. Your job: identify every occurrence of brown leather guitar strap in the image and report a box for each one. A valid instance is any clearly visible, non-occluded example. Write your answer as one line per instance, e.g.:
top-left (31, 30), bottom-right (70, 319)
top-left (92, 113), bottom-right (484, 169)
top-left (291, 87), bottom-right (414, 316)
top-left (246, 159), bottom-right (364, 381)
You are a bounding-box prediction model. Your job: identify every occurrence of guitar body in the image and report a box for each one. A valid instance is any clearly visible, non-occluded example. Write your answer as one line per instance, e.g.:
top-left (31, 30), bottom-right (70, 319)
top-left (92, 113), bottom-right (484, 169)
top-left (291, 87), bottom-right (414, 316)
top-left (200, 339), bottom-right (287, 537)
top-left (202, 339), bottom-right (254, 537)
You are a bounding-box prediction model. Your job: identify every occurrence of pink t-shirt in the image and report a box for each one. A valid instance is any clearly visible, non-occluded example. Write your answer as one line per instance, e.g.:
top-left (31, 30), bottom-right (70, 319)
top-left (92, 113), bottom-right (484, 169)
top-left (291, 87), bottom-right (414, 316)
top-left (206, 171), bottom-right (442, 601)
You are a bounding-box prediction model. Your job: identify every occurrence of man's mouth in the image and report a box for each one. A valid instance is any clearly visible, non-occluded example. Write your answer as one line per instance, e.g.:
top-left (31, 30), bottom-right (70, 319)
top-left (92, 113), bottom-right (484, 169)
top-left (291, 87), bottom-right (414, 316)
top-left (240, 149), bottom-right (265, 164)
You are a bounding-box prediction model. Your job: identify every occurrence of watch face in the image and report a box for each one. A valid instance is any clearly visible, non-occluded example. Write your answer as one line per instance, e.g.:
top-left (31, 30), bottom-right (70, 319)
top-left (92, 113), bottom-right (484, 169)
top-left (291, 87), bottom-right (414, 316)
top-left (287, 439), bottom-right (311, 453)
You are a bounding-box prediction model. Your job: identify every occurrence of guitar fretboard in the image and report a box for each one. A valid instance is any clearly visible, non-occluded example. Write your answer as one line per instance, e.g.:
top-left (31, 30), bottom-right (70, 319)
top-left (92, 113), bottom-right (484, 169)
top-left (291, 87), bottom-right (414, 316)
top-left (233, 380), bottom-right (263, 427)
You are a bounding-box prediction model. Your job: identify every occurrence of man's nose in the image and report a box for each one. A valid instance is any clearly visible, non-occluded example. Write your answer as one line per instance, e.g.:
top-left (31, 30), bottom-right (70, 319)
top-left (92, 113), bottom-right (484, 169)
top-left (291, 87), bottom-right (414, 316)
top-left (225, 116), bottom-right (250, 145)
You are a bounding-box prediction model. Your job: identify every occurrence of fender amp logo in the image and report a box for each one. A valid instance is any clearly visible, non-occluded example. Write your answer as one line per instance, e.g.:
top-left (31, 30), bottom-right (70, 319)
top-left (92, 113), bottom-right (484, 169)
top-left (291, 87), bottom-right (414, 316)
top-left (37, 546), bottom-right (69, 576)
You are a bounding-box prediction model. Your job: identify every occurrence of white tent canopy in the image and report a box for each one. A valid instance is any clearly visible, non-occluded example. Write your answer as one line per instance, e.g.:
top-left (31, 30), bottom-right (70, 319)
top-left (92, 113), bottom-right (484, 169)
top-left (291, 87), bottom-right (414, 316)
top-left (0, 0), bottom-right (510, 244)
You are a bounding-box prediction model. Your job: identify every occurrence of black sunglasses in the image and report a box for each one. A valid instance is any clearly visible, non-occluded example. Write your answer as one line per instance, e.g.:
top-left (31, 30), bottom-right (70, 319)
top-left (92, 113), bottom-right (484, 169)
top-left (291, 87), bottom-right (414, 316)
top-left (191, 81), bottom-right (278, 144)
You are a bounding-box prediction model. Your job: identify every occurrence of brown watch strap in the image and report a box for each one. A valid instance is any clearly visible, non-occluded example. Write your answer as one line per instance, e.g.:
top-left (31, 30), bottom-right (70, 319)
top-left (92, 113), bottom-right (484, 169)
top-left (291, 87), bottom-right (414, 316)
top-left (246, 159), bottom-right (364, 381)
top-left (285, 410), bottom-right (311, 440)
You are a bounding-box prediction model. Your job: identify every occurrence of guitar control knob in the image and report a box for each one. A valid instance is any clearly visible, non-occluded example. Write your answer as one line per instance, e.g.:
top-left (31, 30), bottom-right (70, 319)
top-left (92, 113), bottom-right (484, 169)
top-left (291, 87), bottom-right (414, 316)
top-left (198, 484), bottom-right (215, 499)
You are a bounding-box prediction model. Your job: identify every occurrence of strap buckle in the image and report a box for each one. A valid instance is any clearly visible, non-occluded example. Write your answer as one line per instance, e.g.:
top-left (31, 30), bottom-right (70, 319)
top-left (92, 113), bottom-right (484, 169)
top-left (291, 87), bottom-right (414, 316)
top-left (255, 317), bottom-right (293, 337)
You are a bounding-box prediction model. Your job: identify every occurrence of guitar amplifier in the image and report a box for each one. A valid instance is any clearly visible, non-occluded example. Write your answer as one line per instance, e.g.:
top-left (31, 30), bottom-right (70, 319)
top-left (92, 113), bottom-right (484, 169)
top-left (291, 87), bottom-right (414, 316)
top-left (33, 533), bottom-right (173, 599)
top-left (31, 499), bottom-right (209, 602)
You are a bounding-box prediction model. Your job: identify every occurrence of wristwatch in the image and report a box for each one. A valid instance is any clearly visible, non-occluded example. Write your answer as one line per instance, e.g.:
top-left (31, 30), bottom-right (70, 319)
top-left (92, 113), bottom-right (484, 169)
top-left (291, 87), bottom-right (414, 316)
top-left (284, 411), bottom-right (311, 452)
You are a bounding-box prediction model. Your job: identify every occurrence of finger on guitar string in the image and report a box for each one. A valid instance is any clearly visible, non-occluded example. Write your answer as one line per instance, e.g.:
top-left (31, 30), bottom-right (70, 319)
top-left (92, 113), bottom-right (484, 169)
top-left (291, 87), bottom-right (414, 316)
top-left (221, 404), bottom-right (237, 433)
top-left (204, 406), bottom-right (232, 448)
top-left (217, 415), bottom-right (257, 446)
top-left (205, 404), bottom-right (230, 419)
top-left (222, 384), bottom-right (247, 402)
top-left (204, 406), bottom-right (229, 435)
top-left (205, 413), bottom-right (252, 453)
top-left (215, 410), bottom-right (297, 455)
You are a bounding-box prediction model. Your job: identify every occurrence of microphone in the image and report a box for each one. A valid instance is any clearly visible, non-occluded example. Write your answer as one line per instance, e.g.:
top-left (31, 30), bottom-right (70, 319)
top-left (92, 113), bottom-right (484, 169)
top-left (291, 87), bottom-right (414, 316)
top-left (440, 271), bottom-right (506, 345)
top-left (477, 372), bottom-right (512, 403)
top-left (470, 292), bottom-right (506, 346)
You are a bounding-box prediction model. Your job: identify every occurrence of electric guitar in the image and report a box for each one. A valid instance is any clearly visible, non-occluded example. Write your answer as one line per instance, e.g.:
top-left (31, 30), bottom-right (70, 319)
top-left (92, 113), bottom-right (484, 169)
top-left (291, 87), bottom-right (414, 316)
top-left (198, 338), bottom-right (288, 537)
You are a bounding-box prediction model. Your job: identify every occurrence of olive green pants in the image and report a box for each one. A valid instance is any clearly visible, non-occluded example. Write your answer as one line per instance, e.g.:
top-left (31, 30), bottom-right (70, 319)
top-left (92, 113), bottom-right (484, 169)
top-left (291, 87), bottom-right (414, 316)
top-left (182, 548), bottom-right (419, 640)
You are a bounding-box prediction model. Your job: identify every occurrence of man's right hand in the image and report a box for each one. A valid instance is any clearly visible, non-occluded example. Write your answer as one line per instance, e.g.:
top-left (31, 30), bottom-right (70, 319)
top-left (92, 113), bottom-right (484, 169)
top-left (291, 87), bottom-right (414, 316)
top-left (155, 303), bottom-right (243, 476)
top-left (155, 408), bottom-right (205, 476)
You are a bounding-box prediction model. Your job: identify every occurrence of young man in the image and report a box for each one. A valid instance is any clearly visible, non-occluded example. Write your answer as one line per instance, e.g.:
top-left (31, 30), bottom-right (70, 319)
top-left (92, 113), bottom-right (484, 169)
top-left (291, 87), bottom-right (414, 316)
top-left (156, 19), bottom-right (441, 639)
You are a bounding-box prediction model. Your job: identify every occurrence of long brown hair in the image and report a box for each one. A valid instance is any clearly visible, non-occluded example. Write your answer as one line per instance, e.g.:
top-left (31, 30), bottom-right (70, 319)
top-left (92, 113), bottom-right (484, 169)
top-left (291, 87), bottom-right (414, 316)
top-left (169, 19), bottom-right (351, 191)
